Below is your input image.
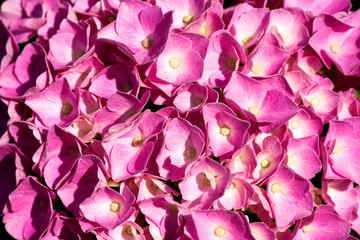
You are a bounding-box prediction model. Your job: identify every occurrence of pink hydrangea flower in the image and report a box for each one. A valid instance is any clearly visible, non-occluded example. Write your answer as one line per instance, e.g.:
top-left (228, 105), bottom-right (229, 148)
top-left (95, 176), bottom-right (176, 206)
top-left (98, 0), bottom-right (172, 65)
top-left (156, 117), bottom-right (205, 181)
top-left (57, 155), bottom-right (108, 218)
top-left (48, 20), bottom-right (92, 70)
top-left (203, 102), bottom-right (250, 157)
top-left (147, 33), bottom-right (205, 96)
top-left (102, 110), bottom-right (166, 181)
top-left (324, 117), bottom-right (360, 184)
top-left (292, 205), bottom-right (350, 240)
top-left (287, 106), bottom-right (323, 138)
top-left (310, 14), bottom-right (360, 75)
top-left (139, 195), bottom-right (184, 240)
top-left (25, 79), bottom-right (79, 128)
top-left (224, 73), bottom-right (298, 133)
top-left (0, 43), bottom-right (50, 99)
top-left (199, 30), bottom-right (246, 88)
top-left (185, 209), bottom-right (255, 240)
top-left (42, 125), bottom-right (83, 189)
top-left (285, 135), bottom-right (322, 179)
top-left (266, 8), bottom-right (310, 54)
top-left (228, 5), bottom-right (269, 48)
top-left (79, 185), bottom-right (135, 230)
top-left (179, 157), bottom-right (230, 207)
top-left (214, 174), bottom-right (254, 211)
top-left (3, 176), bottom-right (56, 240)
top-left (56, 56), bottom-right (105, 90)
top-left (185, 2), bottom-right (224, 38)
top-left (283, 0), bottom-right (351, 17)
top-left (156, 0), bottom-right (205, 29)
top-left (267, 165), bottom-right (313, 228)
top-left (249, 222), bottom-right (275, 240)
top-left (42, 211), bottom-right (92, 240)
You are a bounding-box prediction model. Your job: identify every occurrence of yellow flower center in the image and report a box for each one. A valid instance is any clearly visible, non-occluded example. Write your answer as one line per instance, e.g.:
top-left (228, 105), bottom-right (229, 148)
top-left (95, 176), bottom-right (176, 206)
top-left (242, 37), bottom-right (252, 45)
top-left (310, 97), bottom-right (319, 106)
top-left (248, 106), bottom-right (259, 116)
top-left (183, 15), bottom-right (193, 24)
top-left (260, 159), bottom-right (269, 168)
top-left (169, 58), bottom-right (180, 69)
top-left (141, 38), bottom-right (153, 49)
top-left (110, 202), bottom-right (120, 212)
top-left (290, 120), bottom-right (299, 129)
top-left (302, 225), bottom-right (311, 233)
top-left (271, 183), bottom-right (281, 193)
top-left (251, 64), bottom-right (261, 75)
top-left (198, 26), bottom-right (206, 35)
top-left (220, 126), bottom-right (230, 136)
top-left (332, 144), bottom-right (340, 155)
top-left (214, 226), bottom-right (225, 237)
top-left (330, 44), bottom-right (341, 54)
top-left (287, 156), bottom-right (294, 166)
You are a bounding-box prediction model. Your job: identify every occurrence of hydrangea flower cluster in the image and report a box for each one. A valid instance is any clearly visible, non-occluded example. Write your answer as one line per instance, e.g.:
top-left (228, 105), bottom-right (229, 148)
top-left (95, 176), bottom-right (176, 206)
top-left (1, 0), bottom-right (360, 239)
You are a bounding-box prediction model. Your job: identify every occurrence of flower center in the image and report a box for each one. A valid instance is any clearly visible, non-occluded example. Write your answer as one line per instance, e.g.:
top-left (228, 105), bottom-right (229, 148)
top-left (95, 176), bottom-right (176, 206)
top-left (332, 144), bottom-right (340, 155)
top-left (260, 159), bottom-right (269, 168)
top-left (248, 106), bottom-right (259, 116)
top-left (287, 156), bottom-right (294, 166)
top-left (271, 183), bottom-right (281, 193)
top-left (242, 37), bottom-right (252, 45)
top-left (290, 120), bottom-right (298, 129)
top-left (251, 64), bottom-right (261, 75)
top-left (310, 97), bottom-right (319, 106)
top-left (226, 58), bottom-right (237, 71)
top-left (110, 202), bottom-right (120, 212)
top-left (330, 44), bottom-right (341, 54)
top-left (214, 227), bottom-right (225, 237)
top-left (198, 26), bottom-right (206, 35)
top-left (169, 58), bottom-right (180, 69)
top-left (141, 38), bottom-right (153, 49)
top-left (132, 136), bottom-right (143, 147)
top-left (62, 103), bottom-right (73, 115)
top-left (186, 147), bottom-right (197, 158)
top-left (302, 225), bottom-right (311, 233)
top-left (183, 15), bottom-right (193, 24)
top-left (194, 98), bottom-right (203, 106)
top-left (220, 126), bottom-right (230, 136)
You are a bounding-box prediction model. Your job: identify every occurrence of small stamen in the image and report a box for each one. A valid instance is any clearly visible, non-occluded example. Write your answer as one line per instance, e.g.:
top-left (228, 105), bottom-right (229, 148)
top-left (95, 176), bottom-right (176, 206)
top-left (310, 97), bottom-right (319, 106)
top-left (220, 126), bottom-right (230, 136)
top-left (62, 103), bottom-right (73, 115)
top-left (260, 159), bottom-right (269, 168)
top-left (330, 44), bottom-right (341, 54)
top-left (302, 225), bottom-right (311, 233)
top-left (169, 58), bottom-right (180, 69)
top-left (248, 106), bottom-right (259, 116)
top-left (198, 26), bottom-right (206, 35)
top-left (110, 202), bottom-right (120, 212)
top-left (271, 183), bottom-right (281, 193)
top-left (183, 15), bottom-right (193, 24)
top-left (214, 226), bottom-right (225, 237)
top-left (226, 58), bottom-right (237, 71)
top-left (242, 37), bottom-right (252, 45)
top-left (141, 38), bottom-right (153, 49)
top-left (290, 120), bottom-right (298, 129)
top-left (251, 64), bottom-right (261, 75)
top-left (332, 145), bottom-right (340, 155)
top-left (132, 136), bottom-right (143, 147)
top-left (186, 147), bottom-right (197, 158)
